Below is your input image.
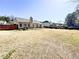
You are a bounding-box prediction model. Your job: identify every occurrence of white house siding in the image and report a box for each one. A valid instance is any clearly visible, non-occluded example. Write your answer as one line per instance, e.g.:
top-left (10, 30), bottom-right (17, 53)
top-left (33, 20), bottom-right (43, 28)
top-left (17, 22), bottom-right (29, 29)
top-left (29, 23), bottom-right (33, 28)
top-left (33, 23), bottom-right (37, 28)
top-left (32, 23), bottom-right (41, 28)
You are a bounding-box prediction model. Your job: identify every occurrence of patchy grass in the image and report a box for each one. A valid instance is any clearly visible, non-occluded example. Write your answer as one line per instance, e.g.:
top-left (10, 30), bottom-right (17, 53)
top-left (0, 29), bottom-right (79, 59)
top-left (3, 49), bottom-right (15, 59)
top-left (47, 29), bottom-right (79, 46)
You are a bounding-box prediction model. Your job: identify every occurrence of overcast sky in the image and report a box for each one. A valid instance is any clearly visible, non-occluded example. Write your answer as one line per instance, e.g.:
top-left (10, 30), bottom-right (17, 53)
top-left (0, 0), bottom-right (77, 23)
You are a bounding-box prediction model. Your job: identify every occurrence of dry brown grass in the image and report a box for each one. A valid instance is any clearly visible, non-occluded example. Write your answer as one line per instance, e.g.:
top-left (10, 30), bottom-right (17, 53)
top-left (0, 29), bottom-right (79, 59)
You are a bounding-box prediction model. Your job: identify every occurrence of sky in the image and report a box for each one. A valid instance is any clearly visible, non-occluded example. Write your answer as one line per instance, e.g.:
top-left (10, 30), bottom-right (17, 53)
top-left (0, 0), bottom-right (78, 23)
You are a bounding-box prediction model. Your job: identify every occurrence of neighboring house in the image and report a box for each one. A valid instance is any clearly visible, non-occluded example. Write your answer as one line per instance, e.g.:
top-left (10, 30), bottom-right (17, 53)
top-left (42, 21), bottom-right (51, 28)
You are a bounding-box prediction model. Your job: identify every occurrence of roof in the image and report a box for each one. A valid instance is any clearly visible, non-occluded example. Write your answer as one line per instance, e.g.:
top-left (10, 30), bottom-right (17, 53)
top-left (10, 17), bottom-right (42, 24)
top-left (15, 17), bottom-right (30, 23)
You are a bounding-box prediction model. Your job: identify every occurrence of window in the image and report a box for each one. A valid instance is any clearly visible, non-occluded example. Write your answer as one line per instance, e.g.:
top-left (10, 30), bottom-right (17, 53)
top-left (20, 24), bottom-right (22, 27)
top-left (24, 24), bottom-right (26, 26)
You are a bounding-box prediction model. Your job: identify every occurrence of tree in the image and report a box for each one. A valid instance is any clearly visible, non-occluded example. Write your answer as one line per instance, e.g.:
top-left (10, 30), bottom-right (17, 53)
top-left (65, 11), bottom-right (77, 27)
top-left (0, 16), bottom-right (10, 22)
top-left (71, 0), bottom-right (79, 9)
top-left (65, 9), bottom-right (79, 27)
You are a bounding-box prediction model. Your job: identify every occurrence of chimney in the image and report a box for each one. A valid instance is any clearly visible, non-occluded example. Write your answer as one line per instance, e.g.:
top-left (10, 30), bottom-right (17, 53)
top-left (30, 16), bottom-right (33, 23)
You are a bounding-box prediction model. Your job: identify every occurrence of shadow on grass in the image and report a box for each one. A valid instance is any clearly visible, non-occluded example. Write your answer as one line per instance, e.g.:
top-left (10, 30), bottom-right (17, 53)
top-left (3, 49), bottom-right (15, 59)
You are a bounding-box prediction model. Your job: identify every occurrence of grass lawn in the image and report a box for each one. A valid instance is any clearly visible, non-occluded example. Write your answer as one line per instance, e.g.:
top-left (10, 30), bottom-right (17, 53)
top-left (0, 29), bottom-right (79, 59)
top-left (47, 29), bottom-right (79, 46)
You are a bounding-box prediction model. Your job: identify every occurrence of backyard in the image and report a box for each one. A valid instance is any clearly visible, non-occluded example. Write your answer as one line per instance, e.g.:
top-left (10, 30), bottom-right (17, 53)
top-left (0, 29), bottom-right (79, 59)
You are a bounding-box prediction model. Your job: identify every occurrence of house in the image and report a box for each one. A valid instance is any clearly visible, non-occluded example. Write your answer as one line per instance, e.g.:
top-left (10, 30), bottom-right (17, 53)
top-left (12, 17), bottom-right (32, 29)
top-left (11, 17), bottom-right (43, 29)
top-left (42, 21), bottom-right (51, 28)
top-left (33, 20), bottom-right (43, 28)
